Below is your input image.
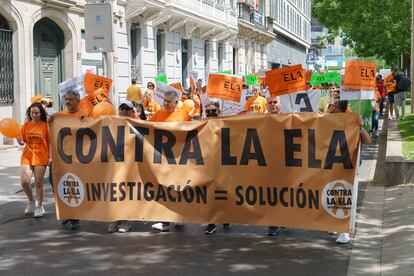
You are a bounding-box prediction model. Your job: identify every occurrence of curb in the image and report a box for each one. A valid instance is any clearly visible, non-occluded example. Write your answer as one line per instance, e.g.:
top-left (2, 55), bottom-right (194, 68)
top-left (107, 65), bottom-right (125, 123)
top-left (385, 119), bottom-right (414, 185)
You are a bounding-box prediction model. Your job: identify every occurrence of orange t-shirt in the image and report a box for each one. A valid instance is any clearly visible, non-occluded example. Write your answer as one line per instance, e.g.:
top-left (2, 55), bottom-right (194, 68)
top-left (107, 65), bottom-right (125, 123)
top-left (192, 94), bottom-right (201, 117)
top-left (20, 121), bottom-right (50, 166)
top-left (244, 96), bottom-right (267, 113)
top-left (150, 109), bottom-right (191, 122)
top-left (384, 73), bottom-right (396, 94)
top-left (143, 100), bottom-right (161, 115)
top-left (59, 109), bottom-right (89, 117)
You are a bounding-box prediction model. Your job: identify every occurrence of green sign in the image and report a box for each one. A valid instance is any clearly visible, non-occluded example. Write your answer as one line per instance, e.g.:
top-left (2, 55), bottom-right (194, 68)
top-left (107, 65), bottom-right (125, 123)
top-left (246, 74), bottom-right (258, 85)
top-left (218, 70), bottom-right (232, 75)
top-left (324, 72), bottom-right (340, 86)
top-left (349, 99), bottom-right (372, 131)
top-left (155, 73), bottom-right (168, 84)
top-left (310, 74), bottom-right (326, 85)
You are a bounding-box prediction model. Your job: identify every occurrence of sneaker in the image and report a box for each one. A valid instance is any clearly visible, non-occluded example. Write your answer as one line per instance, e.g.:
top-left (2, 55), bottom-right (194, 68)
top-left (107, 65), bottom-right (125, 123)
top-left (118, 221), bottom-right (131, 233)
top-left (204, 224), bottom-right (217, 234)
top-left (266, 226), bottom-right (280, 236)
top-left (24, 201), bottom-right (36, 215)
top-left (336, 233), bottom-right (350, 244)
top-left (223, 224), bottom-right (231, 230)
top-left (34, 205), bottom-right (45, 218)
top-left (108, 222), bottom-right (118, 233)
top-left (152, 222), bottom-right (170, 232)
top-left (61, 219), bottom-right (69, 225)
top-left (69, 220), bottom-right (80, 230)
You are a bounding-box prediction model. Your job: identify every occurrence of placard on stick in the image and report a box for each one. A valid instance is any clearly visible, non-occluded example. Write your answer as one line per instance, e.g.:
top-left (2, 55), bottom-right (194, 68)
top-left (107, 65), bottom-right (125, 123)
top-left (344, 61), bottom-right (376, 90)
top-left (207, 74), bottom-right (243, 102)
top-left (265, 64), bottom-right (306, 96)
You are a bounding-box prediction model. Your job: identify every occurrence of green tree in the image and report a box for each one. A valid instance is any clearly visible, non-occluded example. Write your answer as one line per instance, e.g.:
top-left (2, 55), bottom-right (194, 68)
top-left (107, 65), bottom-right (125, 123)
top-left (312, 0), bottom-right (411, 65)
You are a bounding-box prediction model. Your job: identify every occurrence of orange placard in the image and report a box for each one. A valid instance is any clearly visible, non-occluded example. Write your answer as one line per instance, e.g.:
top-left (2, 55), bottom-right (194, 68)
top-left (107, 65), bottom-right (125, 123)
top-left (83, 72), bottom-right (113, 94)
top-left (169, 82), bottom-right (184, 91)
top-left (79, 88), bottom-right (112, 115)
top-left (265, 64), bottom-right (306, 96)
top-left (207, 74), bottom-right (243, 102)
top-left (343, 61), bottom-right (376, 90)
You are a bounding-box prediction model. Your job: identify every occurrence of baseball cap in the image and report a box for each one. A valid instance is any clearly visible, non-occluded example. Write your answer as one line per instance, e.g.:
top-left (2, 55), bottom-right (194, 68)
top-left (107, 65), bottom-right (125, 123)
top-left (119, 101), bottom-right (135, 110)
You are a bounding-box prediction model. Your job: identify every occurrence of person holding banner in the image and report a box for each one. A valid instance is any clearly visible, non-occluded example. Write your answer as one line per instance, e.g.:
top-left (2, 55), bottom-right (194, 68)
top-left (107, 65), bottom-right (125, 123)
top-left (107, 101), bottom-right (140, 233)
top-left (150, 90), bottom-right (190, 232)
top-left (266, 95), bottom-right (283, 236)
top-left (151, 91), bottom-right (191, 123)
top-left (244, 86), bottom-right (267, 113)
top-left (203, 101), bottom-right (231, 234)
top-left (333, 100), bottom-right (371, 244)
top-left (17, 103), bottom-right (50, 218)
top-left (49, 90), bottom-right (87, 230)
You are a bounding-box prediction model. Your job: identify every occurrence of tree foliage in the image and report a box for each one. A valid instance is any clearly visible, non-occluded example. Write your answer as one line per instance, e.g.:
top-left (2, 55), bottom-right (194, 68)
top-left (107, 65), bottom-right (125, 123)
top-left (312, 0), bottom-right (411, 65)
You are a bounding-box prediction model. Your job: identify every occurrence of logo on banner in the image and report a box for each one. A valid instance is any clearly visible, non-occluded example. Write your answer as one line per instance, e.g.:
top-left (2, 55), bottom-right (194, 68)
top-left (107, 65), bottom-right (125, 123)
top-left (58, 173), bottom-right (85, 207)
top-left (322, 180), bottom-right (353, 219)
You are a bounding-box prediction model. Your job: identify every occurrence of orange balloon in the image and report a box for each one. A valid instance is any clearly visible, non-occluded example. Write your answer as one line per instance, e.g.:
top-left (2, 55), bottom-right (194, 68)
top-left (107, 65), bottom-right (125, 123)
top-left (181, 99), bottom-right (195, 113)
top-left (92, 102), bottom-right (115, 118)
top-left (177, 101), bottom-right (183, 109)
top-left (0, 118), bottom-right (20, 138)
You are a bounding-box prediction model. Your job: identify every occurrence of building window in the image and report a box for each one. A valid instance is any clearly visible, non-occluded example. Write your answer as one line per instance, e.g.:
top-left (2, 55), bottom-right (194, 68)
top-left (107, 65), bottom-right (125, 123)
top-left (81, 30), bottom-right (104, 75)
top-left (0, 14), bottom-right (13, 104)
top-left (130, 24), bottom-right (141, 82)
top-left (218, 43), bottom-right (224, 72)
top-left (204, 40), bottom-right (210, 79)
top-left (156, 29), bottom-right (165, 76)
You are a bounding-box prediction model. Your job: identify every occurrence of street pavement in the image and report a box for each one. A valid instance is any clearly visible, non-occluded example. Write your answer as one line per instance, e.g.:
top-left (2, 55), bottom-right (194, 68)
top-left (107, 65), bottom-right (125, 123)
top-left (0, 120), bottom-right (413, 276)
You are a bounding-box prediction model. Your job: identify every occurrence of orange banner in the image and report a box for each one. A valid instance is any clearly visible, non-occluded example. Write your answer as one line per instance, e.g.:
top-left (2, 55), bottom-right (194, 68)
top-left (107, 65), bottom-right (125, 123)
top-left (343, 61), bottom-right (376, 90)
top-left (265, 64), bottom-right (306, 96)
top-left (84, 72), bottom-right (113, 94)
top-left (79, 88), bottom-right (112, 115)
top-left (50, 113), bottom-right (360, 232)
top-left (207, 74), bottom-right (243, 102)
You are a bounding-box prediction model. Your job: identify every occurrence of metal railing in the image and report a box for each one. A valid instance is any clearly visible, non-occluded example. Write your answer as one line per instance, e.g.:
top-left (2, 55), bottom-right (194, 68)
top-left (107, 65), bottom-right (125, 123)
top-left (0, 29), bottom-right (14, 104)
top-left (131, 65), bottom-right (141, 84)
top-left (238, 3), bottom-right (273, 32)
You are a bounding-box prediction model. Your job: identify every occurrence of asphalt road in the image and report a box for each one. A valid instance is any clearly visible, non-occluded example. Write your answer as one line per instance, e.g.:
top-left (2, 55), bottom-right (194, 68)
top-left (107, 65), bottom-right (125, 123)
top-left (0, 135), bottom-right (380, 276)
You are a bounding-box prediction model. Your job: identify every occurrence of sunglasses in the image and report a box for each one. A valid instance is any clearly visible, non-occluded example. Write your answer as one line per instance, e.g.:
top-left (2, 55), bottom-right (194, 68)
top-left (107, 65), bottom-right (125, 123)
top-left (206, 109), bottom-right (217, 114)
top-left (119, 106), bottom-right (133, 111)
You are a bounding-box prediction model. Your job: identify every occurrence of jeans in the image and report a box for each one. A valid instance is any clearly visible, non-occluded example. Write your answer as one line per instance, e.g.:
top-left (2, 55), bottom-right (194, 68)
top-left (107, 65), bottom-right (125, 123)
top-left (394, 92), bottom-right (406, 119)
top-left (371, 111), bottom-right (379, 132)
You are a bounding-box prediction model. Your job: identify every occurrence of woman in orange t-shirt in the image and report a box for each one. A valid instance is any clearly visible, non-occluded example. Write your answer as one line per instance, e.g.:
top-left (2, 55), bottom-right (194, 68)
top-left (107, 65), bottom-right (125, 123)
top-left (16, 102), bottom-right (50, 218)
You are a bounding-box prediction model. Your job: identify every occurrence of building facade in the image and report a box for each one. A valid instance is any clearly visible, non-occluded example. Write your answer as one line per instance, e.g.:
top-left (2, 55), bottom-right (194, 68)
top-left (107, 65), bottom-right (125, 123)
top-left (0, 0), bottom-right (306, 145)
top-left (267, 0), bottom-right (311, 68)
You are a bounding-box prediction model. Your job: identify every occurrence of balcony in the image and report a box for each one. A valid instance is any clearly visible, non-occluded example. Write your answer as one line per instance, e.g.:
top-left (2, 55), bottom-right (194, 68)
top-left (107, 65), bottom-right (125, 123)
top-left (165, 0), bottom-right (238, 30)
top-left (237, 3), bottom-right (275, 44)
top-left (238, 3), bottom-right (273, 32)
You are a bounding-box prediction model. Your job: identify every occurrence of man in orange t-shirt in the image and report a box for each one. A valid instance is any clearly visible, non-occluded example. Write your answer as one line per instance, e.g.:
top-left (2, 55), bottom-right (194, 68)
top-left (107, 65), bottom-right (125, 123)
top-left (48, 90), bottom-right (87, 230)
top-left (384, 68), bottom-right (398, 119)
top-left (150, 90), bottom-right (190, 232)
top-left (244, 86), bottom-right (267, 113)
top-left (150, 91), bottom-right (191, 122)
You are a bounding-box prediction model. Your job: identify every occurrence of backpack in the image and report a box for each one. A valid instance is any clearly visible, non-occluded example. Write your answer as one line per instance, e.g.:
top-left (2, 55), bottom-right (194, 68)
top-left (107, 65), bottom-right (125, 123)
top-left (396, 74), bottom-right (410, 92)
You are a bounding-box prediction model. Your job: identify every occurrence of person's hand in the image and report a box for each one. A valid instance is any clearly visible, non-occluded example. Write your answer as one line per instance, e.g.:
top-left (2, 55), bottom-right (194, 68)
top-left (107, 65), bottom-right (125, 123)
top-left (48, 113), bottom-right (56, 123)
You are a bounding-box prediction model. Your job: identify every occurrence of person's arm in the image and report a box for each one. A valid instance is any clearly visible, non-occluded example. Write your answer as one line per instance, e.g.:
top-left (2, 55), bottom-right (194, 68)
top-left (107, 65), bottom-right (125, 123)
top-left (16, 136), bottom-right (25, 146)
top-left (360, 127), bottom-right (371, 144)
